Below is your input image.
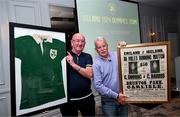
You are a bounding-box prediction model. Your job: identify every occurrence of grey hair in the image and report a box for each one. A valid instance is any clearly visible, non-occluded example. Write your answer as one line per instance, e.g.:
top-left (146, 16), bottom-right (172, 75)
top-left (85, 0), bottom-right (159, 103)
top-left (94, 36), bottom-right (108, 48)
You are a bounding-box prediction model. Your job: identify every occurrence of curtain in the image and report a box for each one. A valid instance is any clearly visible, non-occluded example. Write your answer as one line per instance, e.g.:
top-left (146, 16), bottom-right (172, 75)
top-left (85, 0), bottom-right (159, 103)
top-left (140, 16), bottom-right (165, 43)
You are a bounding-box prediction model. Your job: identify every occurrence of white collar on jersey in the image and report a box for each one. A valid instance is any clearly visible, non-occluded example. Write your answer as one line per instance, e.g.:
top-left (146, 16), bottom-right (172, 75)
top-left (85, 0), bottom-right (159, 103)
top-left (32, 34), bottom-right (53, 44)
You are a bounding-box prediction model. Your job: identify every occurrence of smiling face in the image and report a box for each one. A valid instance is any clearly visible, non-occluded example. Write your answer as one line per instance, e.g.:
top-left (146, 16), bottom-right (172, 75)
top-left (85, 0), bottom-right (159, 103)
top-left (95, 38), bottom-right (109, 59)
top-left (71, 33), bottom-right (86, 54)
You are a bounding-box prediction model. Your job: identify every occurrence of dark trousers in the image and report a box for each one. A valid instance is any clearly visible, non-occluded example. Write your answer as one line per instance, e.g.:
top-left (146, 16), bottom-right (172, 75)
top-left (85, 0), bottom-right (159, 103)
top-left (60, 94), bottom-right (95, 117)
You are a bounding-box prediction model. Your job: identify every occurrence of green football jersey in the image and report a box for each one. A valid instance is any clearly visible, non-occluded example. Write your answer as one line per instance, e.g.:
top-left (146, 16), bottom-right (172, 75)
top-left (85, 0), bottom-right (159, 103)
top-left (15, 35), bottom-right (66, 109)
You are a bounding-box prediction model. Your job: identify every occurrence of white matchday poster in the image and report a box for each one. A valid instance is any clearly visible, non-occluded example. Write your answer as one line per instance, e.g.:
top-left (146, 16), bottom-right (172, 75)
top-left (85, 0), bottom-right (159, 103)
top-left (118, 42), bottom-right (171, 103)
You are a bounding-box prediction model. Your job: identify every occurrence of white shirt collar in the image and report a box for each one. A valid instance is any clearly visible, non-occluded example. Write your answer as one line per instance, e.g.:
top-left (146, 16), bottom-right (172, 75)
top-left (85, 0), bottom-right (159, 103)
top-left (32, 34), bottom-right (52, 44)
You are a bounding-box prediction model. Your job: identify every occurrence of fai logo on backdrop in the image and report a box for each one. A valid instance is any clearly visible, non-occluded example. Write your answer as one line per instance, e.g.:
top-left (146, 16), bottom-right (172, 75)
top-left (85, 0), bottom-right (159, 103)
top-left (106, 2), bottom-right (117, 15)
top-left (50, 49), bottom-right (57, 59)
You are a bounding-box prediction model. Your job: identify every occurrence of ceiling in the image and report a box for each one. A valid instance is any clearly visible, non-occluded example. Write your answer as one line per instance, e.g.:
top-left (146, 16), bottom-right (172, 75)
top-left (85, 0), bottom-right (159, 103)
top-left (130, 0), bottom-right (180, 10)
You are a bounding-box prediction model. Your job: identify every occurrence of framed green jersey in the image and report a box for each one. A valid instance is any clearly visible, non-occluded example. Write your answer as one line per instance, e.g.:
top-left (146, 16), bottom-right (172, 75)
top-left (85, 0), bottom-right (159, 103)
top-left (9, 22), bottom-right (67, 116)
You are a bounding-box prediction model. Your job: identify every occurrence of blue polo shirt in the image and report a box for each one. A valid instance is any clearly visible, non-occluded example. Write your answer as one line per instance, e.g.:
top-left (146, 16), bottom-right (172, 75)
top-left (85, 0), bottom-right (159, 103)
top-left (68, 51), bottom-right (93, 99)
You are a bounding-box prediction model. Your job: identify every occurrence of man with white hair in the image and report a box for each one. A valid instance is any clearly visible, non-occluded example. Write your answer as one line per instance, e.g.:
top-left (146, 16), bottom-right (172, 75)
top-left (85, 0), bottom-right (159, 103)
top-left (93, 37), bottom-right (128, 117)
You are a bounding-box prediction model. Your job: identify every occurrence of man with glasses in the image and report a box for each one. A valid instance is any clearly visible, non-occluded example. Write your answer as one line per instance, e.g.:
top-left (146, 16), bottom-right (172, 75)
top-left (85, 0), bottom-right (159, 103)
top-left (60, 33), bottom-right (95, 116)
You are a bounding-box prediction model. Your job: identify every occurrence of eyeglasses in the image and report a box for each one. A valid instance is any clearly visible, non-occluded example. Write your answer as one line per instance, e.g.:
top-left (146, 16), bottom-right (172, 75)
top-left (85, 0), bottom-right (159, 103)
top-left (72, 40), bottom-right (85, 44)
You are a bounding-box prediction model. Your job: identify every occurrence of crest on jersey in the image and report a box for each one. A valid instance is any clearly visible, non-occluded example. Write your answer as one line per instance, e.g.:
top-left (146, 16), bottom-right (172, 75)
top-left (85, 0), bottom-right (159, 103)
top-left (50, 49), bottom-right (57, 59)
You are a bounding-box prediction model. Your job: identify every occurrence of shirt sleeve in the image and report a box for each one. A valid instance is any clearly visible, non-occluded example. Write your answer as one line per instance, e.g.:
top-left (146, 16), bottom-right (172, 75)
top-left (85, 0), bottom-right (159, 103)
top-left (92, 62), bottom-right (118, 99)
top-left (15, 36), bottom-right (27, 59)
top-left (86, 54), bottom-right (93, 67)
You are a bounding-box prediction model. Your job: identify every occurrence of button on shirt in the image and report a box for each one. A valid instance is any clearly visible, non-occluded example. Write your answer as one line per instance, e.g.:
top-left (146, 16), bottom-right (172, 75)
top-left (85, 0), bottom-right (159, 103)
top-left (93, 52), bottom-right (119, 99)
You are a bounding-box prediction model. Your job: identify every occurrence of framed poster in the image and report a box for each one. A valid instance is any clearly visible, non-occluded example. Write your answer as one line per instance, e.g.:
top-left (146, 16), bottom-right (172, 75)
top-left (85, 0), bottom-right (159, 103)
top-left (9, 22), bottom-right (67, 116)
top-left (118, 41), bottom-right (171, 103)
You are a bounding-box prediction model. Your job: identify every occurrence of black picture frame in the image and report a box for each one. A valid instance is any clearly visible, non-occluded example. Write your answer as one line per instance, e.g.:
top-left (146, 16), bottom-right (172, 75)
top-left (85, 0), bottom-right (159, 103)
top-left (9, 22), bottom-right (68, 116)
